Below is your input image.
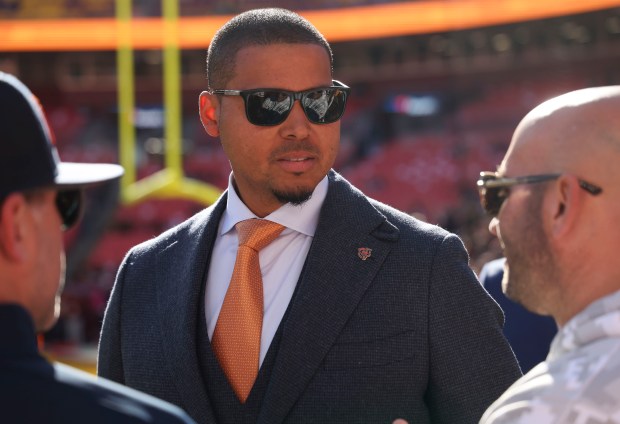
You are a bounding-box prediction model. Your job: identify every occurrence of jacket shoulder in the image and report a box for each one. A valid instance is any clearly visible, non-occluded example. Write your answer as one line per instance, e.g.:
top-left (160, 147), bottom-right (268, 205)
top-left (127, 198), bottom-right (223, 257)
top-left (328, 170), bottom-right (451, 245)
top-left (369, 197), bottom-right (453, 243)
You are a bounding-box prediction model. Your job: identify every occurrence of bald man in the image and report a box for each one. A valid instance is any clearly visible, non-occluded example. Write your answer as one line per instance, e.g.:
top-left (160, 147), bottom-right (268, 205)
top-left (477, 86), bottom-right (620, 423)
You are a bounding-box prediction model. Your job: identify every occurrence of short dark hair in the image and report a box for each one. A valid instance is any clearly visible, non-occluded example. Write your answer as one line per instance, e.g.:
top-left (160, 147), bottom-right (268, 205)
top-left (206, 8), bottom-right (333, 89)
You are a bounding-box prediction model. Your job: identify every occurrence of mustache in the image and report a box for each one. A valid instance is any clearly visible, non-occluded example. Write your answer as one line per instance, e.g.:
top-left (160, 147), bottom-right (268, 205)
top-left (270, 140), bottom-right (320, 158)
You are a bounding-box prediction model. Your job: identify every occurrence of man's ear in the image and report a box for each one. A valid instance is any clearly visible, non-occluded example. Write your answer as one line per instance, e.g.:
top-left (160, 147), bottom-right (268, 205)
top-left (0, 194), bottom-right (29, 262)
top-left (199, 92), bottom-right (220, 137)
top-left (549, 175), bottom-right (583, 239)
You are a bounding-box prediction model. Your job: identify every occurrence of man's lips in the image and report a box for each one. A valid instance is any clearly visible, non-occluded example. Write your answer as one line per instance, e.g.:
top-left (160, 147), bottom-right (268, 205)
top-left (276, 155), bottom-right (316, 173)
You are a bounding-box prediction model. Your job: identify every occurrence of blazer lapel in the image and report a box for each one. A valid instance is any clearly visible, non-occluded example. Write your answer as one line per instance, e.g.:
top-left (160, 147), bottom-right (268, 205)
top-left (155, 193), bottom-right (228, 423)
top-left (258, 171), bottom-right (399, 424)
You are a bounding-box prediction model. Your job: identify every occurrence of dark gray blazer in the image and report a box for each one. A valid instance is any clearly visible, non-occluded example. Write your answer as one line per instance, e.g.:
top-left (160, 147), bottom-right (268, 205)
top-left (98, 170), bottom-right (521, 424)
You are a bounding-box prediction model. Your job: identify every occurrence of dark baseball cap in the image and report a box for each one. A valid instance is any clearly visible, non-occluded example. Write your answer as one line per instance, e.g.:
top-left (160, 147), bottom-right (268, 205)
top-left (0, 71), bottom-right (123, 200)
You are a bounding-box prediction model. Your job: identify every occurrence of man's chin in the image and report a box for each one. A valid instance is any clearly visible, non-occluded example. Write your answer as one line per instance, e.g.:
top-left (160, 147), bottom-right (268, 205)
top-left (501, 263), bottom-right (521, 304)
top-left (36, 301), bottom-right (61, 333)
top-left (501, 263), bottom-right (511, 296)
top-left (502, 267), bottom-right (543, 314)
top-left (273, 188), bottom-right (313, 206)
top-left (272, 182), bottom-right (316, 206)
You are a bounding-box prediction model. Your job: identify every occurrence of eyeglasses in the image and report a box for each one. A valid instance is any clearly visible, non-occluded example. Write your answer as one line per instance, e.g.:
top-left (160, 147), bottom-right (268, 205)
top-left (56, 189), bottom-right (82, 231)
top-left (209, 80), bottom-right (350, 126)
top-left (476, 172), bottom-right (602, 216)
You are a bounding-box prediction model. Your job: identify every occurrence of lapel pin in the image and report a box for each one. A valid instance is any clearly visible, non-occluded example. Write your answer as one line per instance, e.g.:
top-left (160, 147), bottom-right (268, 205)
top-left (357, 247), bottom-right (372, 261)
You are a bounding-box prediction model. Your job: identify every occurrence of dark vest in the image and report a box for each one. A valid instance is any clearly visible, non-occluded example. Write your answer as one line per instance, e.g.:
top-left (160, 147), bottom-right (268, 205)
top-left (197, 290), bottom-right (287, 424)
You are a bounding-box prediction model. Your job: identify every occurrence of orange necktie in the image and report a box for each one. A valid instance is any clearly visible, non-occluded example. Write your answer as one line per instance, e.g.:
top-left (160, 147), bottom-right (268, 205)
top-left (212, 219), bottom-right (285, 403)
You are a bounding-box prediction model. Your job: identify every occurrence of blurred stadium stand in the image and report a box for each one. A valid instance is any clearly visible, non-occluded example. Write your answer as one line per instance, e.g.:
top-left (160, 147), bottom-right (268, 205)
top-left (1, 1), bottom-right (619, 365)
top-left (0, 0), bottom-right (424, 18)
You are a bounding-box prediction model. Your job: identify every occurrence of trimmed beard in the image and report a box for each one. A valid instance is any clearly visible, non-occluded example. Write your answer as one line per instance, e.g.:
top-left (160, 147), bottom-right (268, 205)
top-left (502, 186), bottom-right (556, 316)
top-left (273, 188), bottom-right (313, 206)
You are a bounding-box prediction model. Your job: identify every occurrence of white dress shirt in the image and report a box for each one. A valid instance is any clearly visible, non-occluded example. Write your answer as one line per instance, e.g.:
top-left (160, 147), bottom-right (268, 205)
top-left (205, 174), bottom-right (328, 365)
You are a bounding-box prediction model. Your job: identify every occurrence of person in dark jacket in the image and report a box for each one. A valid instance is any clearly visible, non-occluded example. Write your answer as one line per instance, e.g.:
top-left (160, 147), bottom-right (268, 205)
top-left (98, 8), bottom-right (521, 424)
top-left (0, 71), bottom-right (196, 424)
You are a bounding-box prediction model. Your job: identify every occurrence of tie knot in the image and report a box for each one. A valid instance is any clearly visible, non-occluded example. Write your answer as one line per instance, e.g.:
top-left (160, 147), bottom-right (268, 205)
top-left (236, 219), bottom-right (285, 252)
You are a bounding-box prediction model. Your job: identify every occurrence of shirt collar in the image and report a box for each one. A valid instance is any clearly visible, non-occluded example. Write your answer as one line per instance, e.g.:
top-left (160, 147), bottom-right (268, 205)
top-left (220, 172), bottom-right (328, 237)
top-left (548, 288), bottom-right (620, 359)
top-left (0, 304), bottom-right (40, 358)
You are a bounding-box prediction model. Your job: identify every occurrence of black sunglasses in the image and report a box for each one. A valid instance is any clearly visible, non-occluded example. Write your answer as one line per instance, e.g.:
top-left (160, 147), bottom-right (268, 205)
top-left (476, 172), bottom-right (602, 216)
top-left (56, 189), bottom-right (83, 231)
top-left (209, 80), bottom-right (350, 126)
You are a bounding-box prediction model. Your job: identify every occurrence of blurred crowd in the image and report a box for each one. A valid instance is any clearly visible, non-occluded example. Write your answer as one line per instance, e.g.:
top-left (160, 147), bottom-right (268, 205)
top-left (37, 68), bottom-right (616, 347)
top-left (3, 2), bottom-right (617, 349)
top-left (0, 0), bottom-right (412, 18)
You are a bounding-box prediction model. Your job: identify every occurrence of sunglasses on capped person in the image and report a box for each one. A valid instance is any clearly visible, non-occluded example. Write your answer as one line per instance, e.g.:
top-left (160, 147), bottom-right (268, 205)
top-left (56, 189), bottom-right (83, 231)
top-left (209, 80), bottom-right (350, 126)
top-left (476, 172), bottom-right (602, 217)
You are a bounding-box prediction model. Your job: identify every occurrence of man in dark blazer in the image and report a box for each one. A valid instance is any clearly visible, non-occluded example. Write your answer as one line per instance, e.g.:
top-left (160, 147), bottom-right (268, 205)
top-left (98, 8), bottom-right (521, 424)
top-left (0, 71), bottom-right (195, 424)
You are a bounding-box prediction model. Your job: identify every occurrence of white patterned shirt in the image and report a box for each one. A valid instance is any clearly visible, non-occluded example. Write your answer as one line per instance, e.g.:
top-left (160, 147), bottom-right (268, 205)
top-left (481, 288), bottom-right (620, 424)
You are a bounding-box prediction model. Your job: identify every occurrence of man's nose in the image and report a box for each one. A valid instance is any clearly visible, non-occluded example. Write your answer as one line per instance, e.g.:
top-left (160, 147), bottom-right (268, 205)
top-left (279, 101), bottom-right (310, 139)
